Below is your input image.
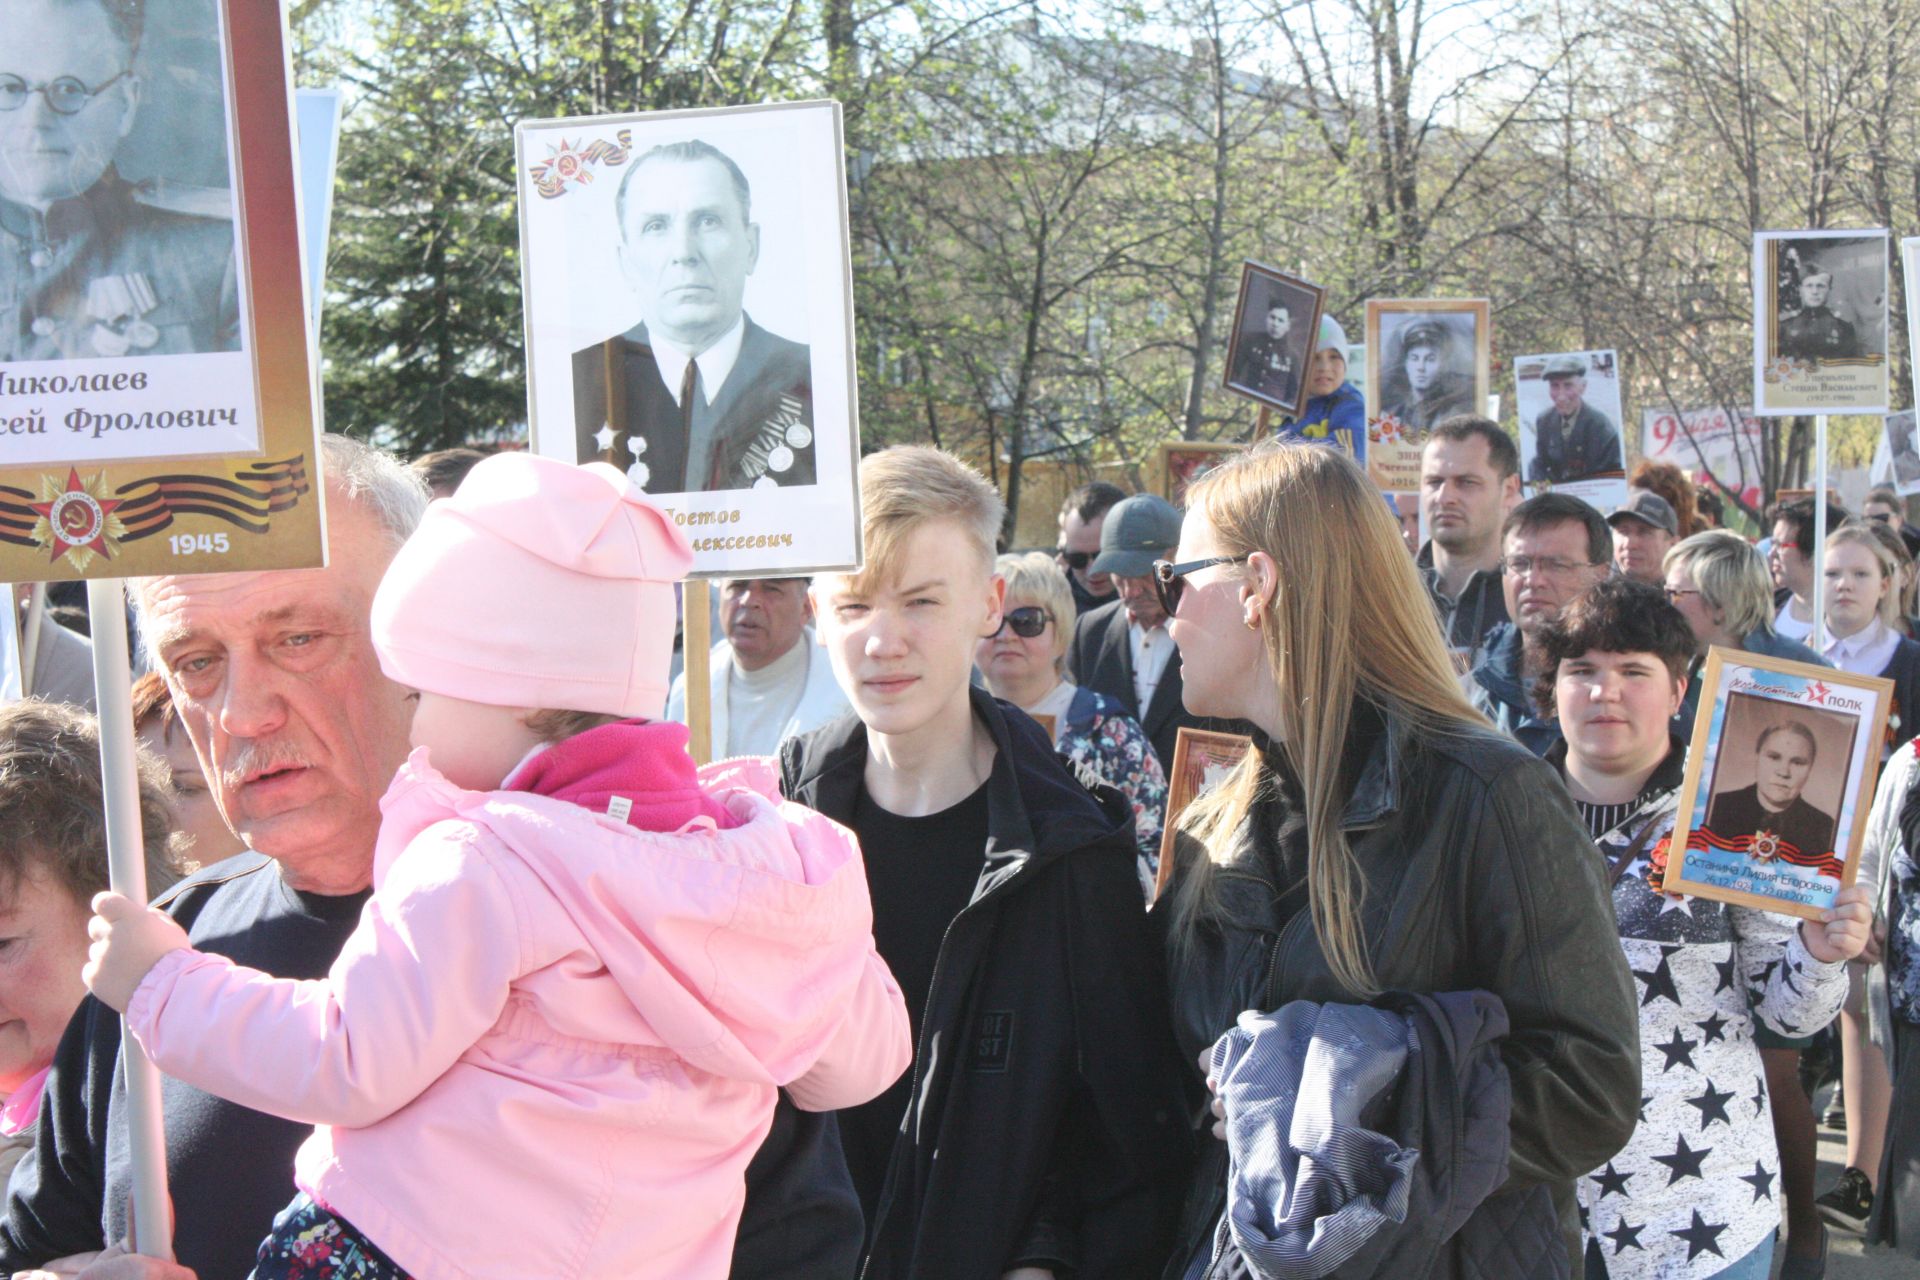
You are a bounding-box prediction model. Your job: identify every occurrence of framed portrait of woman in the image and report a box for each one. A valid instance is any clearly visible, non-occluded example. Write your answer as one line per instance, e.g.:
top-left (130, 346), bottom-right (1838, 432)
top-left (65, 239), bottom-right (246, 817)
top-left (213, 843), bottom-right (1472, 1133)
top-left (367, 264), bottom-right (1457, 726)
top-left (1362, 299), bottom-right (1492, 493)
top-left (1668, 648), bottom-right (1892, 920)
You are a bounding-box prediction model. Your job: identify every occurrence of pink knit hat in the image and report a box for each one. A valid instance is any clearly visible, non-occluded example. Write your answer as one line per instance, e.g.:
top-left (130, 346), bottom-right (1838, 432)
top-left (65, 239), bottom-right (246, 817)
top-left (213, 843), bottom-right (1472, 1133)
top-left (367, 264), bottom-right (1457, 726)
top-left (371, 452), bottom-right (694, 719)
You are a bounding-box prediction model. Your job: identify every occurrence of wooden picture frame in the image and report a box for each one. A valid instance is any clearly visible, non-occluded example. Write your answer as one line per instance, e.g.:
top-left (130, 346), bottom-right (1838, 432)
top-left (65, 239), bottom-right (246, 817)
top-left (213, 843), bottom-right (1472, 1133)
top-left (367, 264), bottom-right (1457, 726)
top-left (1159, 441), bottom-right (1244, 507)
top-left (1362, 298), bottom-right (1493, 494)
top-left (1667, 647), bottom-right (1892, 920)
top-left (1153, 727), bottom-right (1255, 902)
top-left (1222, 262), bottom-right (1326, 417)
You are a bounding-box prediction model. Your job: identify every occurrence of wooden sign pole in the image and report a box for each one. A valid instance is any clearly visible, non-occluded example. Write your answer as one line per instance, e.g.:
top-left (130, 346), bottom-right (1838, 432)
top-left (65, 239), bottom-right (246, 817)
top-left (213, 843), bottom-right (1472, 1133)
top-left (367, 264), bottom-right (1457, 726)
top-left (685, 579), bottom-right (713, 764)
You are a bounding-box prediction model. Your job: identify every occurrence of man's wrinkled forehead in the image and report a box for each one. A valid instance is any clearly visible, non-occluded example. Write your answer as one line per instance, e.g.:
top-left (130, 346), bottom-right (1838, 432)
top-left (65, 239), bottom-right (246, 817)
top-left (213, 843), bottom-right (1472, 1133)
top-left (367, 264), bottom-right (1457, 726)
top-left (140, 560), bottom-right (361, 654)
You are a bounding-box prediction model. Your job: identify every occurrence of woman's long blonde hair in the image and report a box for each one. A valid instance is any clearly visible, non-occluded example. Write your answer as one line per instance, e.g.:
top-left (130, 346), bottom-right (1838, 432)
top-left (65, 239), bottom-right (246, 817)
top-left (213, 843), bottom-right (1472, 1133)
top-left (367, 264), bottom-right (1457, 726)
top-left (1167, 443), bottom-right (1486, 996)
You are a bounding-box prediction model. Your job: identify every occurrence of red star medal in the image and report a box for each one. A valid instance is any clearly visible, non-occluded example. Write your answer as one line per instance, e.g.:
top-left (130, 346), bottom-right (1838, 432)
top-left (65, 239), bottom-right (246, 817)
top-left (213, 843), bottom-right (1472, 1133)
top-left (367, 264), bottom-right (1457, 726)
top-left (29, 468), bottom-right (126, 571)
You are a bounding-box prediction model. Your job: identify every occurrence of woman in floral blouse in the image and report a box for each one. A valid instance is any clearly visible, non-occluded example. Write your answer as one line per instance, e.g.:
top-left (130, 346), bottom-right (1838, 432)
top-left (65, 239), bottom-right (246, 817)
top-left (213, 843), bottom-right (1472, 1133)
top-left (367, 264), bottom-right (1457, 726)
top-left (1534, 577), bottom-right (1871, 1279)
top-left (978, 552), bottom-right (1167, 895)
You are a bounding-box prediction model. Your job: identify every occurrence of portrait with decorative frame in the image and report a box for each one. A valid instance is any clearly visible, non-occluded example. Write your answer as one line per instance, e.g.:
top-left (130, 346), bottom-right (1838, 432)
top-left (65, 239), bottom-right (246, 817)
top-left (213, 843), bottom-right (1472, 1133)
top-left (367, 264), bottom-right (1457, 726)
top-left (1221, 262), bottom-right (1324, 417)
top-left (517, 99), bottom-right (862, 577)
top-left (0, 0), bottom-right (324, 582)
top-left (1159, 441), bottom-right (1243, 507)
top-left (1154, 726), bottom-right (1254, 901)
top-left (1667, 648), bottom-right (1891, 920)
top-left (1752, 229), bottom-right (1890, 416)
top-left (1363, 299), bottom-right (1492, 493)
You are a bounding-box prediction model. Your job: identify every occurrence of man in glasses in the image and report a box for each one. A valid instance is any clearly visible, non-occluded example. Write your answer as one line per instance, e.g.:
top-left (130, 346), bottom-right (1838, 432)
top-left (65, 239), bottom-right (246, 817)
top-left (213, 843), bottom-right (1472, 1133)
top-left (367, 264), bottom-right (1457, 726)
top-left (1468, 493), bottom-right (1612, 755)
top-left (1056, 481), bottom-right (1125, 615)
top-left (1069, 492), bottom-right (1245, 772)
top-left (1768, 497), bottom-right (1851, 646)
top-left (1, 0), bottom-right (239, 362)
top-left (665, 576), bottom-right (848, 757)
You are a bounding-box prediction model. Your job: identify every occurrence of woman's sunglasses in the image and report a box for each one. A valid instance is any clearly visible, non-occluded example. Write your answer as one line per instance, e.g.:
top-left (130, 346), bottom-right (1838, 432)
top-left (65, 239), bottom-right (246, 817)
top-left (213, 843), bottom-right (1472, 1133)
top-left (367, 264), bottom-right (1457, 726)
top-left (1151, 555), bottom-right (1249, 616)
top-left (1056, 548), bottom-right (1092, 571)
top-left (990, 605), bottom-right (1052, 639)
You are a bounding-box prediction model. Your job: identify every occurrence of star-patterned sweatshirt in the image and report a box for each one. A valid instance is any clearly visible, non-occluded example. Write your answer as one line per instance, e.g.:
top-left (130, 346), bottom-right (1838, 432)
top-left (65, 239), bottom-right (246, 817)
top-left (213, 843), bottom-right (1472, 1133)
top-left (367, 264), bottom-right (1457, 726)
top-left (1569, 758), bottom-right (1848, 1278)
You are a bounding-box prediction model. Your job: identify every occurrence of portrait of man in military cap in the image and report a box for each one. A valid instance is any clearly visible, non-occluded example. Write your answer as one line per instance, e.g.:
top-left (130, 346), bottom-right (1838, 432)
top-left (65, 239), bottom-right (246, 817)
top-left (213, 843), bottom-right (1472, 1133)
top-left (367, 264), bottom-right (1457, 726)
top-left (1379, 313), bottom-right (1476, 431)
top-left (569, 136), bottom-right (815, 496)
top-left (0, 0), bottom-right (240, 363)
top-left (1223, 262), bottom-right (1323, 416)
top-left (1519, 350), bottom-right (1624, 487)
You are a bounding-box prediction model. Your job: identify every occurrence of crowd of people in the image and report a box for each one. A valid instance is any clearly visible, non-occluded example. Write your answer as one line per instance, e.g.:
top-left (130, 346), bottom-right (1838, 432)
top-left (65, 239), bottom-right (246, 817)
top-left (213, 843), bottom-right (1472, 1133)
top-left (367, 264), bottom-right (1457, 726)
top-left (0, 419), bottom-right (1907, 1280)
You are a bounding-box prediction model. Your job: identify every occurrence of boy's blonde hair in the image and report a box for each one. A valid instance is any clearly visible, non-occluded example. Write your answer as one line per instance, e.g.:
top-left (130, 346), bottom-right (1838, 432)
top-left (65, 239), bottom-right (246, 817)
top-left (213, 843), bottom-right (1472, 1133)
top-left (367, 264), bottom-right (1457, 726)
top-left (841, 447), bottom-right (1005, 595)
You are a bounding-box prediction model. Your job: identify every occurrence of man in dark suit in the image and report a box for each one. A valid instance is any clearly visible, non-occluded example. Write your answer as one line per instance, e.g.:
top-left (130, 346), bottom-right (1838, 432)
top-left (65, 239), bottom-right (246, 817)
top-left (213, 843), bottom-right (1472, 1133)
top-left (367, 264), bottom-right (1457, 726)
top-left (1069, 493), bottom-right (1246, 773)
top-left (571, 139), bottom-right (814, 494)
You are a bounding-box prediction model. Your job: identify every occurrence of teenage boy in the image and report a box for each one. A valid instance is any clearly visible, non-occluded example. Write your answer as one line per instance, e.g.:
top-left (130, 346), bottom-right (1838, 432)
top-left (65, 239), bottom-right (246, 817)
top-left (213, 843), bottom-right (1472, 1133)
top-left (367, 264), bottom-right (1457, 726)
top-left (789, 446), bottom-right (1188, 1279)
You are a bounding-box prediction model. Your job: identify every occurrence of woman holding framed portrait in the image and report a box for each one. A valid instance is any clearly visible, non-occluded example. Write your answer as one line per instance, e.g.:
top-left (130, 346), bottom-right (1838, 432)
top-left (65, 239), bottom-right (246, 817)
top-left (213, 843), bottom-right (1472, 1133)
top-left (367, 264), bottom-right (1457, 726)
top-left (1538, 577), bottom-right (1870, 1280)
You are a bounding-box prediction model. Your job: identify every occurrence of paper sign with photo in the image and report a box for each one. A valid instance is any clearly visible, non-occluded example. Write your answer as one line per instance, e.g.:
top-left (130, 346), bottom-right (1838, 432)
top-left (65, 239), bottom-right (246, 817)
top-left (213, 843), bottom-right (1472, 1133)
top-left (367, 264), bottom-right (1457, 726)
top-left (1364, 300), bottom-right (1491, 493)
top-left (517, 100), bottom-right (862, 577)
top-left (1223, 263), bottom-right (1325, 419)
top-left (1884, 411), bottom-right (1920, 497)
top-left (0, 0), bottom-right (324, 581)
top-left (1515, 349), bottom-right (1627, 512)
top-left (1752, 230), bottom-right (1890, 416)
top-left (1667, 649), bottom-right (1891, 920)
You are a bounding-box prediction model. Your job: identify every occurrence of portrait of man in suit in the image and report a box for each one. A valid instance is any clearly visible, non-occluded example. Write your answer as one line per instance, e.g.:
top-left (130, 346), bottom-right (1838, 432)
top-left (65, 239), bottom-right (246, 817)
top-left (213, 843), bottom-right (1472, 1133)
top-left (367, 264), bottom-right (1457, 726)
top-left (570, 138), bottom-right (815, 495)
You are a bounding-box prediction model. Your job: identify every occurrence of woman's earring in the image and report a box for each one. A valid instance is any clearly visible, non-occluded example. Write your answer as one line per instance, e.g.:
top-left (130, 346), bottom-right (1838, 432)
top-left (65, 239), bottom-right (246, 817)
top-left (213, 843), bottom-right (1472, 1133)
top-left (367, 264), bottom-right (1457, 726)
top-left (1244, 611), bottom-right (1260, 631)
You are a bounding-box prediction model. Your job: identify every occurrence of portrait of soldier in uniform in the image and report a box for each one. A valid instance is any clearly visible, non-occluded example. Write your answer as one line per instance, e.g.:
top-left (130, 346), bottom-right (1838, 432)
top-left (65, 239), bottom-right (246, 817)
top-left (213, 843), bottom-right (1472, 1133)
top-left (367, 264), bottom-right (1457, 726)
top-left (1526, 354), bottom-right (1623, 485)
top-left (0, 0), bottom-right (239, 363)
top-left (570, 138), bottom-right (815, 495)
top-left (1223, 263), bottom-right (1322, 415)
top-left (1778, 267), bottom-right (1861, 363)
top-left (1381, 317), bottom-right (1475, 432)
top-left (1231, 302), bottom-right (1299, 405)
top-left (1705, 719), bottom-right (1839, 862)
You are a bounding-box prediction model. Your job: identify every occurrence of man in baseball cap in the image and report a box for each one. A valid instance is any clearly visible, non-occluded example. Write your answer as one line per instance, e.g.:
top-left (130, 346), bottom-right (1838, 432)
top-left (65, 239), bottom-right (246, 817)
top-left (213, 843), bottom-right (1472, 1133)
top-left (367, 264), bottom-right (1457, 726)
top-left (1607, 488), bottom-right (1679, 584)
top-left (1070, 493), bottom-right (1244, 770)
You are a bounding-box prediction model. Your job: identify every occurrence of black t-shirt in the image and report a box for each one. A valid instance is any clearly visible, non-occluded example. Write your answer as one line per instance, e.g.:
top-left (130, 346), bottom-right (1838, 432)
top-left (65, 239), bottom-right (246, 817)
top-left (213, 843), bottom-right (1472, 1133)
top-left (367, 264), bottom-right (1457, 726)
top-left (0, 855), bottom-right (370, 1280)
top-left (836, 777), bottom-right (992, 1222)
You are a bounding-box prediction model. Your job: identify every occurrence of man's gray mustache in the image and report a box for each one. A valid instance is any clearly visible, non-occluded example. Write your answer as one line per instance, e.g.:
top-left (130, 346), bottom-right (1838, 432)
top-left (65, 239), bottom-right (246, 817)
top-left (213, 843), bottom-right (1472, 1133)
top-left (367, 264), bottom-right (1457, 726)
top-left (219, 740), bottom-right (313, 789)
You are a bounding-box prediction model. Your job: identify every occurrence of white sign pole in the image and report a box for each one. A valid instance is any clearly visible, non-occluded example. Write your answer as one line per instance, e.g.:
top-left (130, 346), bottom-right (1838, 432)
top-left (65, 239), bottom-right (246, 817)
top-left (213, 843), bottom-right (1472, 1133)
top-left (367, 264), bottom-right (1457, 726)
top-left (85, 577), bottom-right (174, 1261)
top-left (1812, 414), bottom-right (1829, 652)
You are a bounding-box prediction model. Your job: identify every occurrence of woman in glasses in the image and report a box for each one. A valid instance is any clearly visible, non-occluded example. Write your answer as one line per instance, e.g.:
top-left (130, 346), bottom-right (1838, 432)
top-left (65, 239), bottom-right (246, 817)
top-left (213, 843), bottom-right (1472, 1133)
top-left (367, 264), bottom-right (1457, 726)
top-left (1540, 577), bottom-right (1867, 1280)
top-left (1662, 530), bottom-right (1827, 736)
top-left (977, 552), bottom-right (1168, 895)
top-left (1155, 443), bottom-right (1640, 1277)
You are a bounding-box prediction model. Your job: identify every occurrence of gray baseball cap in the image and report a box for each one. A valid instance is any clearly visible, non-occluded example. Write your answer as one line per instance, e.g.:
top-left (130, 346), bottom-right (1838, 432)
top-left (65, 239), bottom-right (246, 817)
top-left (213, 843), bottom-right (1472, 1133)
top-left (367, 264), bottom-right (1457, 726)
top-left (1091, 494), bottom-right (1183, 578)
top-left (1607, 489), bottom-right (1677, 535)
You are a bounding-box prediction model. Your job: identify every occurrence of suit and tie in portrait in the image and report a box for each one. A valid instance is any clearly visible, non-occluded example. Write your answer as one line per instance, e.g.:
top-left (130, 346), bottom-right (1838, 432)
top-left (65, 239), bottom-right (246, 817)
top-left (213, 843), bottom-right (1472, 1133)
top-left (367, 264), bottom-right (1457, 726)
top-left (569, 138), bottom-right (815, 495)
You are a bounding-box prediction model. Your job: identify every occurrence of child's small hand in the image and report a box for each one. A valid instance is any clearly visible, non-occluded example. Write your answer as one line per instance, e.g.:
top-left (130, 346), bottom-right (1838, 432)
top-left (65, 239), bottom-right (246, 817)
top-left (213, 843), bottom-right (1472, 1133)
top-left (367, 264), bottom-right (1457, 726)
top-left (84, 893), bottom-right (190, 1013)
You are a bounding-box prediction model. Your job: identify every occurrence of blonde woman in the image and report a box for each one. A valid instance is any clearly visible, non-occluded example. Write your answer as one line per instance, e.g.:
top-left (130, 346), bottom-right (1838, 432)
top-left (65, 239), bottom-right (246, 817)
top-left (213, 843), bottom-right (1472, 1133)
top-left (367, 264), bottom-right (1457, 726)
top-left (1822, 524), bottom-right (1920, 753)
top-left (1156, 443), bottom-right (1639, 1277)
top-left (977, 552), bottom-right (1168, 893)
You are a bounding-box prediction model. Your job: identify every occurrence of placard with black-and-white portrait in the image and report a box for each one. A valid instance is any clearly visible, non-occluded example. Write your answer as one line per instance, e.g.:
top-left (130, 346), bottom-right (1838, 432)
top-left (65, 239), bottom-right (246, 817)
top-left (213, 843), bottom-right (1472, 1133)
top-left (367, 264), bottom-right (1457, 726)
top-left (1885, 410), bottom-right (1920, 496)
top-left (0, 0), bottom-right (326, 584)
top-left (1753, 230), bottom-right (1890, 416)
top-left (1363, 299), bottom-right (1491, 493)
top-left (517, 99), bottom-right (861, 577)
top-left (0, 0), bottom-right (316, 471)
top-left (1515, 348), bottom-right (1626, 511)
top-left (1222, 263), bottom-right (1323, 417)
top-left (1669, 648), bottom-right (1892, 920)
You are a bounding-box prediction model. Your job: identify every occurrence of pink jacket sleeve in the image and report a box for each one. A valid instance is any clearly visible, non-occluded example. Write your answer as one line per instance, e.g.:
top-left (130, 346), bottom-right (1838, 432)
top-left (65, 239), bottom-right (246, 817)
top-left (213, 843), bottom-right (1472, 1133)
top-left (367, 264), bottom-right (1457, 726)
top-left (783, 941), bottom-right (913, 1113)
top-left (124, 826), bottom-right (526, 1129)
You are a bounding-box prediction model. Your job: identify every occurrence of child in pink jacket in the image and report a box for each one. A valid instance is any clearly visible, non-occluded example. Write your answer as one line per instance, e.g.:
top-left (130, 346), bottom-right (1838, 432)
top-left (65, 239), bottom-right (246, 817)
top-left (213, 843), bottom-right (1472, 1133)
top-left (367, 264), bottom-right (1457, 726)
top-left (84, 452), bottom-right (912, 1280)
